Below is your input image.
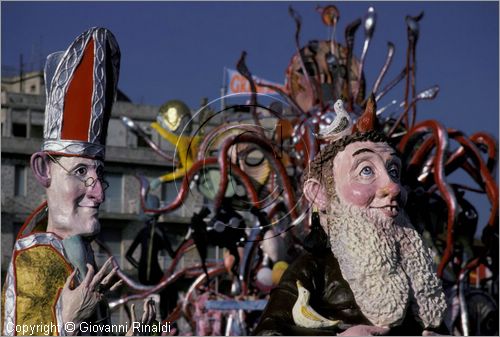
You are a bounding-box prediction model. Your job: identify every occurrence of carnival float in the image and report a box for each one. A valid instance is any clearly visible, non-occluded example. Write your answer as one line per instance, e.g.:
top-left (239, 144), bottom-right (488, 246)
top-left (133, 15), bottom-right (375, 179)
top-left (97, 4), bottom-right (498, 335)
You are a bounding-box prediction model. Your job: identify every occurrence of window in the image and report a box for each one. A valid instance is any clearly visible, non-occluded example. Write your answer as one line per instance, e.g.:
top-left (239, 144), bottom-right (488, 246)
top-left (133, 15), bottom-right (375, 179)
top-left (102, 173), bottom-right (123, 213)
top-left (30, 84), bottom-right (36, 93)
top-left (30, 124), bottom-right (43, 138)
top-left (12, 123), bottom-right (27, 137)
top-left (14, 165), bottom-right (27, 196)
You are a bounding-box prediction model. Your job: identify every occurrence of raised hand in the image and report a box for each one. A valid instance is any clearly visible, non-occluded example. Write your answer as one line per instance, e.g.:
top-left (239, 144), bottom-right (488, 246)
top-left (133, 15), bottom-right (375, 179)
top-left (60, 257), bottom-right (122, 334)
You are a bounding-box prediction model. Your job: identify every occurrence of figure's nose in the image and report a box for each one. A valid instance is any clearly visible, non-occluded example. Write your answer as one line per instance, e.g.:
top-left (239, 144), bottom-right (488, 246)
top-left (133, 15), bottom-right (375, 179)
top-left (86, 176), bottom-right (105, 204)
top-left (376, 177), bottom-right (401, 201)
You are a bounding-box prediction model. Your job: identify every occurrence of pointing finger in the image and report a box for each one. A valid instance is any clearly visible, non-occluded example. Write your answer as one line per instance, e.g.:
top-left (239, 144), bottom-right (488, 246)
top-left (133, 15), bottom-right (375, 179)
top-left (109, 279), bottom-right (124, 292)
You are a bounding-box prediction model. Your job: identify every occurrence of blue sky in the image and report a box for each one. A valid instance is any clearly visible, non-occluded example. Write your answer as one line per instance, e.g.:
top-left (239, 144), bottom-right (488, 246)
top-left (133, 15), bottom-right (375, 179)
top-left (2, 1), bottom-right (498, 236)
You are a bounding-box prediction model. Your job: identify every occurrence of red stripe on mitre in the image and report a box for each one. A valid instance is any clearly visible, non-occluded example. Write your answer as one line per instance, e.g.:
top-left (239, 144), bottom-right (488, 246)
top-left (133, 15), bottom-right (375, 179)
top-left (61, 38), bottom-right (95, 141)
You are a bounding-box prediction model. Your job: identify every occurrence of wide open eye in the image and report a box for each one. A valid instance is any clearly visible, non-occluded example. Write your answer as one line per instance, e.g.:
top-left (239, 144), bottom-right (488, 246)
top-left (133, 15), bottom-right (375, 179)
top-left (74, 166), bottom-right (88, 177)
top-left (360, 166), bottom-right (374, 177)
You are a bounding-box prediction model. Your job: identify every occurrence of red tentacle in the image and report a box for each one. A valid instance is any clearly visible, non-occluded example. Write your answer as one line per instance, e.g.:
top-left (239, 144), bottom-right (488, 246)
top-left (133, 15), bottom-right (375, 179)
top-left (140, 157), bottom-right (260, 214)
top-left (470, 132), bottom-right (498, 173)
top-left (407, 136), bottom-right (435, 169)
top-left (448, 130), bottom-right (498, 228)
top-left (197, 124), bottom-right (264, 161)
top-left (399, 120), bottom-right (458, 278)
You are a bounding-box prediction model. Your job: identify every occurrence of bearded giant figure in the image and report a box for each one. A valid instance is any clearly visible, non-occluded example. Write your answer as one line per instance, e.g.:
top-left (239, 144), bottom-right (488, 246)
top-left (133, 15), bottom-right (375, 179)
top-left (254, 98), bottom-right (447, 336)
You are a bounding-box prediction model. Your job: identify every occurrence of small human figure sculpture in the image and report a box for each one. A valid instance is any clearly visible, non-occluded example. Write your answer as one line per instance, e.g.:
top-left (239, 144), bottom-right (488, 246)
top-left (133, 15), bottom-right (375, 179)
top-left (1, 27), bottom-right (155, 336)
top-left (254, 98), bottom-right (447, 336)
top-left (149, 100), bottom-right (203, 189)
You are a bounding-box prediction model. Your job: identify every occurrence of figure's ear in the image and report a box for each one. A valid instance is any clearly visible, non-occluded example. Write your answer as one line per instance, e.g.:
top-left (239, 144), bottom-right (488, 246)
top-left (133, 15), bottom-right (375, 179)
top-left (31, 152), bottom-right (52, 187)
top-left (303, 178), bottom-right (329, 212)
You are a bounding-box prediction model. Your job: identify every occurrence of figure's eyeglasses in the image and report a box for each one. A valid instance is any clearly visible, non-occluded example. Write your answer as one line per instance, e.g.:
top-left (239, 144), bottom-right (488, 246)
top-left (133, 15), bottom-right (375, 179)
top-left (46, 153), bottom-right (110, 191)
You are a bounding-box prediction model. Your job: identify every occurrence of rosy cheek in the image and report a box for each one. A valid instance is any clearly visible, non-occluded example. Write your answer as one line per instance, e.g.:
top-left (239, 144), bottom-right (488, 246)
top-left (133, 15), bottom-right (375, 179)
top-left (338, 182), bottom-right (377, 207)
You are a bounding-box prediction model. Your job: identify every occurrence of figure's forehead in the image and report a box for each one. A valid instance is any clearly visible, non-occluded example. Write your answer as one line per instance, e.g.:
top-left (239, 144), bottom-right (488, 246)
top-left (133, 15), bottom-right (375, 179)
top-left (57, 156), bottom-right (104, 168)
top-left (333, 141), bottom-right (396, 167)
top-left (344, 141), bottom-right (395, 155)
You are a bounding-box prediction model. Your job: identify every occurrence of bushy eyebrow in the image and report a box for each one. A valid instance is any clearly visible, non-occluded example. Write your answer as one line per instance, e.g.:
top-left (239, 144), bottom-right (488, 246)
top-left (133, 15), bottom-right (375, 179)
top-left (352, 148), bottom-right (375, 157)
top-left (351, 148), bottom-right (401, 169)
top-left (353, 148), bottom-right (399, 158)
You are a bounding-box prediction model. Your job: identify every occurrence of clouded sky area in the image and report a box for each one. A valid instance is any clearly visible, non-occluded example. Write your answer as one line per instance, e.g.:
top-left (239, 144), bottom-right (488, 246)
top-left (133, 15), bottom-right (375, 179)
top-left (2, 1), bottom-right (499, 236)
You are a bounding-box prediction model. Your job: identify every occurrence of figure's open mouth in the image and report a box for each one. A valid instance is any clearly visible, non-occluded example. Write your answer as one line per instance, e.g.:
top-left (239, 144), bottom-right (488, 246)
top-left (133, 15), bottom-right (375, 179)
top-left (78, 204), bottom-right (101, 212)
top-left (370, 205), bottom-right (399, 217)
top-left (78, 202), bottom-right (101, 208)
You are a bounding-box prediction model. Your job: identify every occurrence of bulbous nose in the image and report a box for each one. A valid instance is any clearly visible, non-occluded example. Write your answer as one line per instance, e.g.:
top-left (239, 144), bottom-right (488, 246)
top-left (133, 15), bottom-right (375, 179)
top-left (376, 177), bottom-right (401, 201)
top-left (86, 176), bottom-right (105, 204)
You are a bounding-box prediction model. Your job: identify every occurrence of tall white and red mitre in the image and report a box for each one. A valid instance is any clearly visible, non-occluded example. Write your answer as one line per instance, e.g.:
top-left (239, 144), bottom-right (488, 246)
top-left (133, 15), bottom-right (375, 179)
top-left (42, 27), bottom-right (120, 160)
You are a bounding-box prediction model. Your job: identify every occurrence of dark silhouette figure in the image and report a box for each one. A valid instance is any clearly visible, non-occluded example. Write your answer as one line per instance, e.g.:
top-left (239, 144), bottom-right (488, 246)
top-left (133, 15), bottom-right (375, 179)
top-left (126, 195), bottom-right (176, 317)
top-left (126, 220), bottom-right (175, 285)
top-left (190, 199), bottom-right (248, 285)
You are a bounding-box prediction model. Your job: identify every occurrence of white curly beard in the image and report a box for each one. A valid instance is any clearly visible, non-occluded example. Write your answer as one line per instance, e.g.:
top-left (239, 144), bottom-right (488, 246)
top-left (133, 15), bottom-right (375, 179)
top-left (323, 200), bottom-right (447, 329)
